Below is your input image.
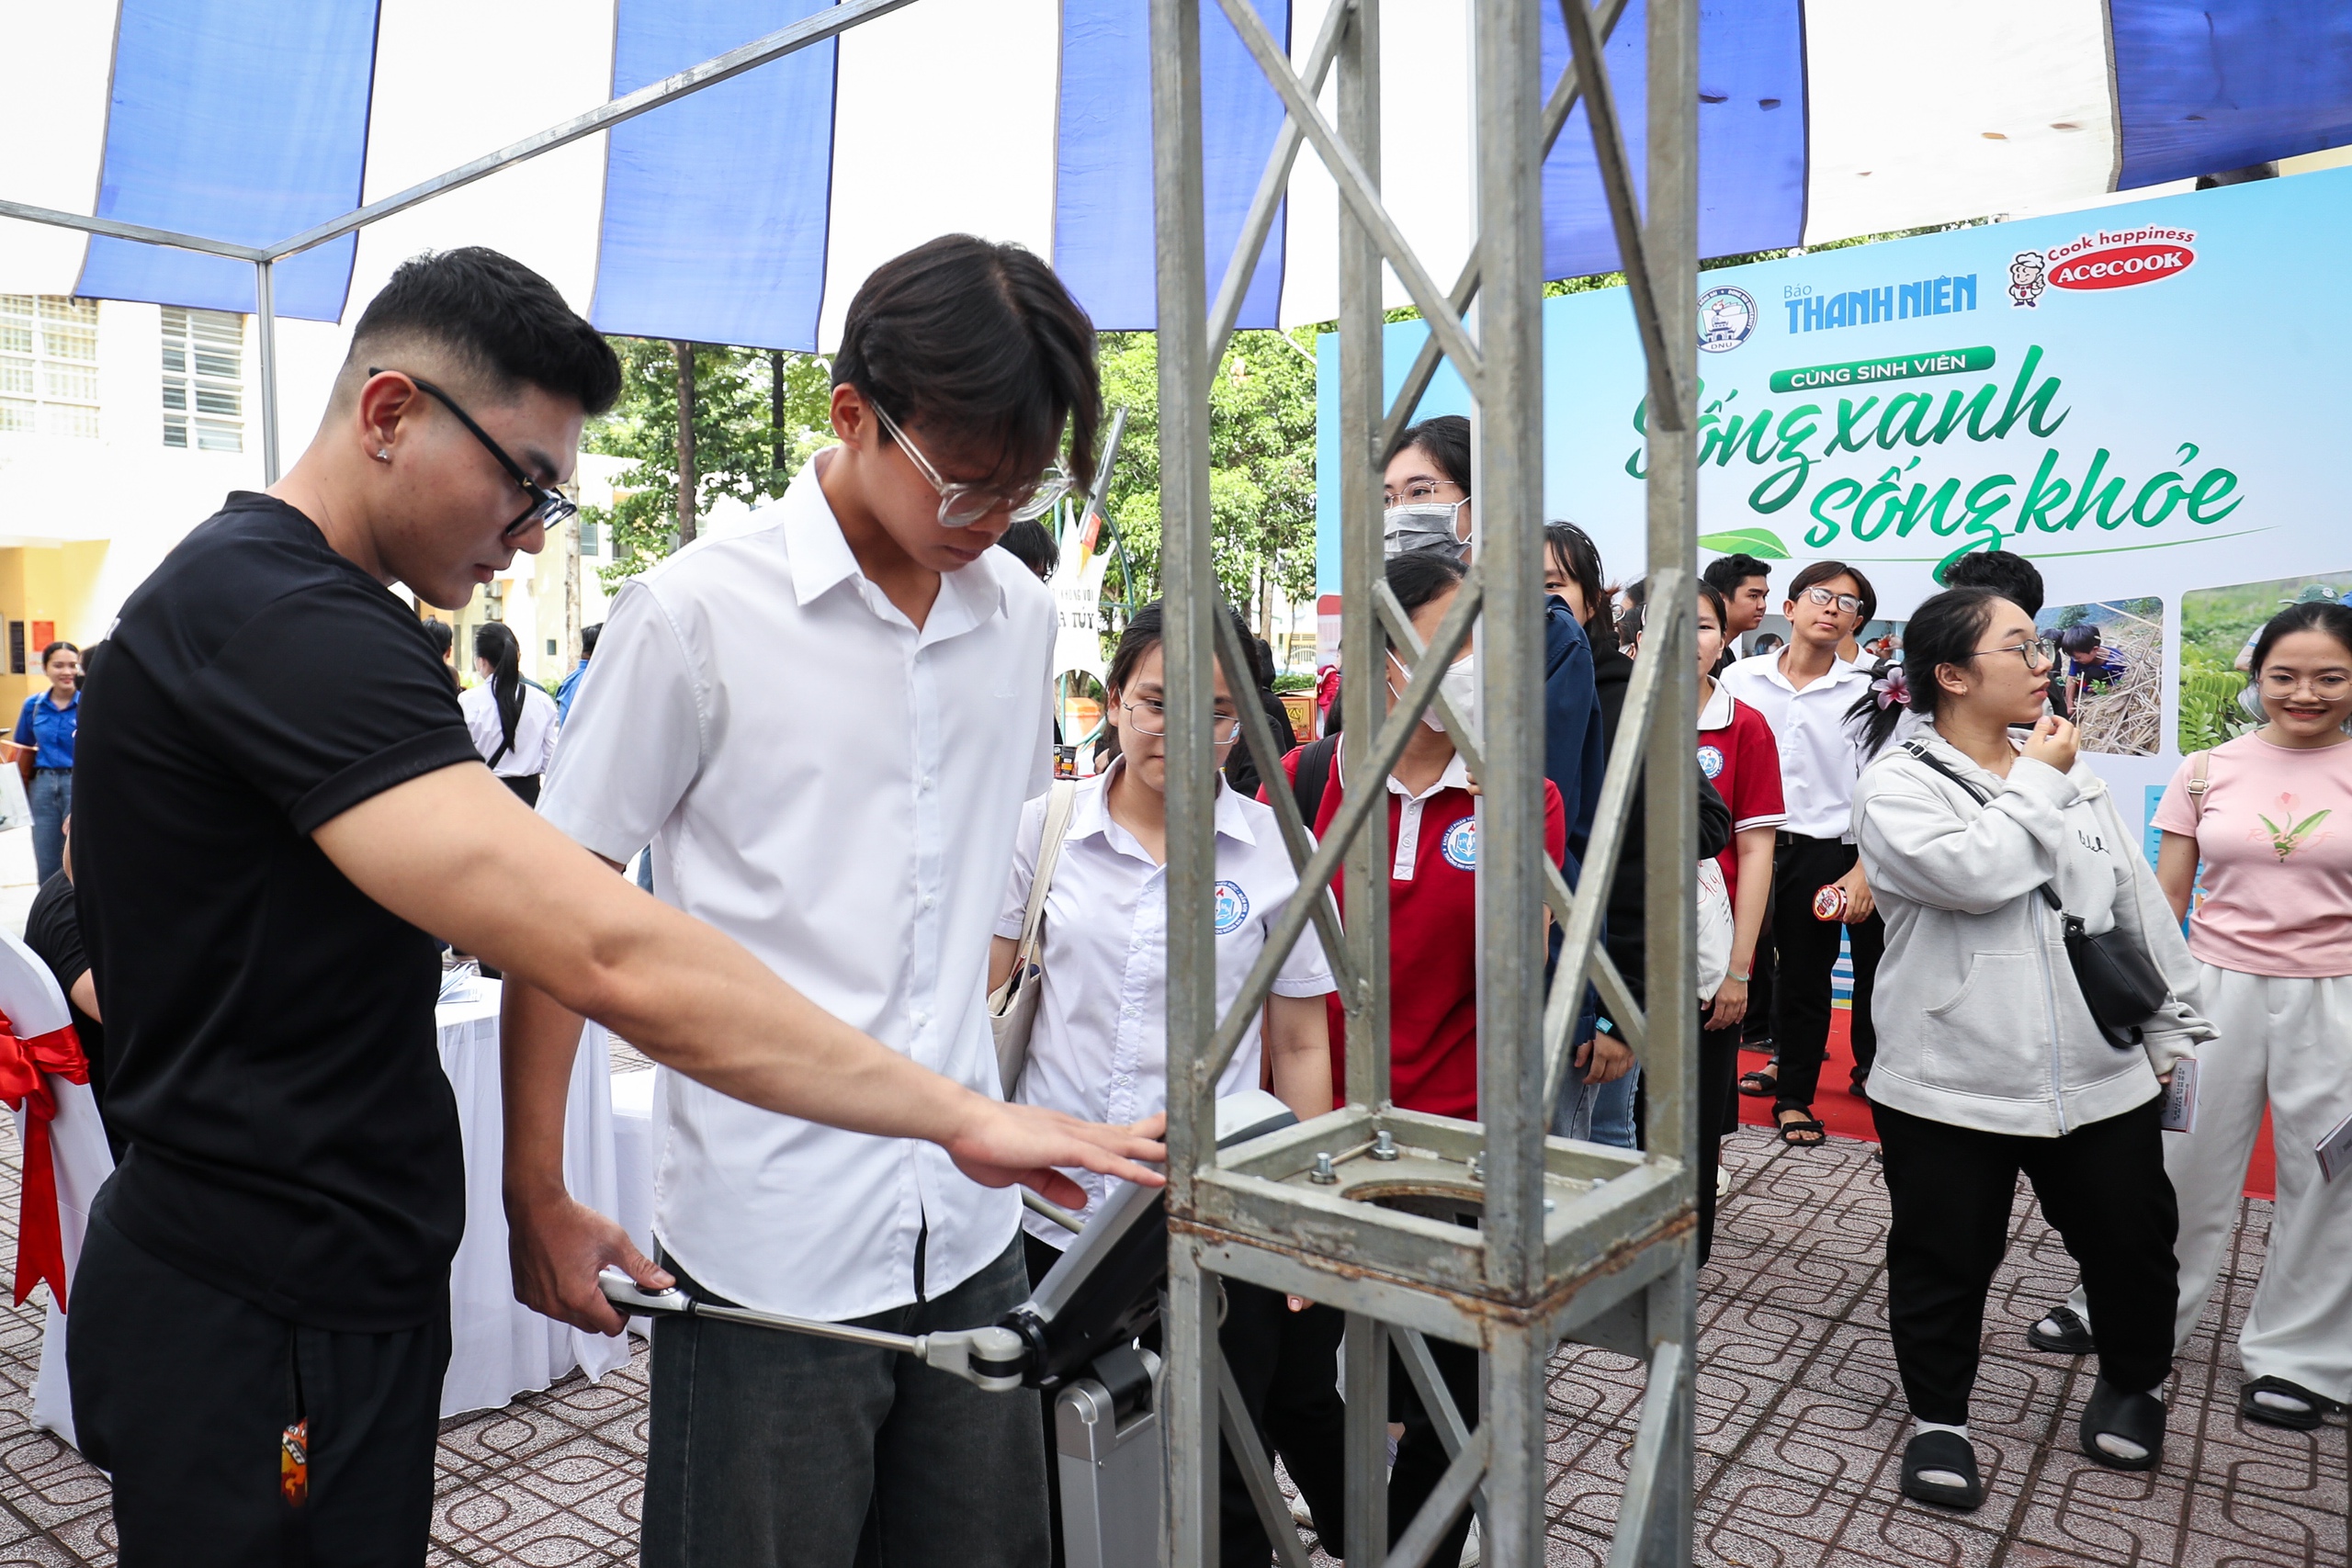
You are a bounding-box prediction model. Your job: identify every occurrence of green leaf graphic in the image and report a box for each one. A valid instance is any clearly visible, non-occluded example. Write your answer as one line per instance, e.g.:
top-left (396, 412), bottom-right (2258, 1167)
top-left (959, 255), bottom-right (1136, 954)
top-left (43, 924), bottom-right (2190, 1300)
top-left (2291, 809), bottom-right (2332, 838)
top-left (1696, 527), bottom-right (1791, 560)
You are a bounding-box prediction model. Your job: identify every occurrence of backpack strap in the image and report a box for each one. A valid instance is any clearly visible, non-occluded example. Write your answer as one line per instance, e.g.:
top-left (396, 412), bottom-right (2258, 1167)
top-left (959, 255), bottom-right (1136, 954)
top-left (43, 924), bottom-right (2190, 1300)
top-left (2184, 749), bottom-right (2212, 824)
top-left (1010, 780), bottom-right (1080, 970)
top-left (1292, 735), bottom-right (1340, 828)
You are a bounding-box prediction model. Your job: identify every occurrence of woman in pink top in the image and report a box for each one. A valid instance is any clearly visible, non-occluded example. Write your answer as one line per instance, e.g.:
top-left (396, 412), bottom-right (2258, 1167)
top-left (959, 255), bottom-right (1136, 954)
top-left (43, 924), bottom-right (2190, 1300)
top-left (2030, 599), bottom-right (2352, 1430)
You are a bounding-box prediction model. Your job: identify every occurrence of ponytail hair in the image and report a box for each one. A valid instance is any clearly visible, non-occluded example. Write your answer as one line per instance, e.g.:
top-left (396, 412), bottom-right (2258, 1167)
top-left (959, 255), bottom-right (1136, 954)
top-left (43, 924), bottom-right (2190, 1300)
top-left (1848, 587), bottom-right (2004, 757)
top-left (473, 621), bottom-right (525, 761)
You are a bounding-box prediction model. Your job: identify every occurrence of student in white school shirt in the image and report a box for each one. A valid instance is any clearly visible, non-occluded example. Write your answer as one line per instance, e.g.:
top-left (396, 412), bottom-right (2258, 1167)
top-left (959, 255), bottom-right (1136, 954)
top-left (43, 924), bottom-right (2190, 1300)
top-left (990, 600), bottom-right (1342, 1565)
top-left (498, 237), bottom-right (1148, 1568)
top-left (1720, 559), bottom-right (1881, 1147)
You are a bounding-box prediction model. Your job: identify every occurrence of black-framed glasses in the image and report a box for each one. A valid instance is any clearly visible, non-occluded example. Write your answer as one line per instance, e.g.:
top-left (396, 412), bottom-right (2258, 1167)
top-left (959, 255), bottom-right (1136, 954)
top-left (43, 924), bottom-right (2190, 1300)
top-left (369, 367), bottom-right (577, 537)
top-left (1799, 585), bottom-right (1865, 617)
top-left (869, 399), bottom-right (1075, 528)
top-left (1962, 637), bottom-right (2056, 671)
top-left (1121, 698), bottom-right (1243, 743)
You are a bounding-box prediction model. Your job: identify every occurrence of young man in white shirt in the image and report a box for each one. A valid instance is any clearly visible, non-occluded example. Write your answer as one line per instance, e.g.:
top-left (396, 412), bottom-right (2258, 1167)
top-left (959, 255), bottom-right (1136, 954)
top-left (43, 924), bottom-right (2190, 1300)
top-left (501, 236), bottom-right (1116, 1567)
top-left (1719, 560), bottom-right (1882, 1146)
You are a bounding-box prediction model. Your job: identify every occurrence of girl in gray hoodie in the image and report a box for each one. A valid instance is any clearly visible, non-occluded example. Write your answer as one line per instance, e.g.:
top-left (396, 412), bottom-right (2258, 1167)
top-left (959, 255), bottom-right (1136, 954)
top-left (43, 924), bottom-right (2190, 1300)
top-left (1850, 587), bottom-right (2212, 1513)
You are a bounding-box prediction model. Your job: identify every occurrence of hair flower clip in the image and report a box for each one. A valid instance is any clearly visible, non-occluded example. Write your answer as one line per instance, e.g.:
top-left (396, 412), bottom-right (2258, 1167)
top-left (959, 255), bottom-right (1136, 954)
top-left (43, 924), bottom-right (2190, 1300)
top-left (1871, 662), bottom-right (1909, 712)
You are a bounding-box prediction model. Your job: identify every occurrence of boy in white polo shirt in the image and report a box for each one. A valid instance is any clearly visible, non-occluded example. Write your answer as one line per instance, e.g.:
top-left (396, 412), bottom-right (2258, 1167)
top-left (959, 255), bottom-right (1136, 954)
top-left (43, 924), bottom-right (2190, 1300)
top-left (502, 236), bottom-right (1113, 1567)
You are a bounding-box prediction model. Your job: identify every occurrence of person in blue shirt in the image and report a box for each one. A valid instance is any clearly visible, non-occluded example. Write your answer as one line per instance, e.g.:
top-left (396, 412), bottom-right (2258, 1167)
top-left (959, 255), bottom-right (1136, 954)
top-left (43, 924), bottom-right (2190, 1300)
top-left (555, 622), bottom-right (600, 723)
top-left (14, 640), bottom-right (82, 884)
top-left (2055, 623), bottom-right (2129, 693)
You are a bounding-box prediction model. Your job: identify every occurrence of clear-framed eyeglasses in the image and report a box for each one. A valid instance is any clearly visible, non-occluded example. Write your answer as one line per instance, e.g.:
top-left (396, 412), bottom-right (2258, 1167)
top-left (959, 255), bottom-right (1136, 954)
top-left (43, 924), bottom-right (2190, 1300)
top-left (1799, 584), bottom-right (1864, 617)
top-left (1962, 637), bottom-right (2056, 671)
top-left (2258, 668), bottom-right (2352, 698)
top-left (869, 400), bottom-right (1076, 527)
top-left (1382, 477), bottom-right (1464, 508)
top-left (1121, 698), bottom-right (1243, 744)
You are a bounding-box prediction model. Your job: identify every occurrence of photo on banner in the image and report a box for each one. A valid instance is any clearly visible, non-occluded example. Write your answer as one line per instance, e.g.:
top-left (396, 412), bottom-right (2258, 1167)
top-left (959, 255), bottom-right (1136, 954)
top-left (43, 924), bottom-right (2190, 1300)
top-left (2038, 598), bottom-right (2162, 756)
top-left (2178, 571), bottom-right (2352, 753)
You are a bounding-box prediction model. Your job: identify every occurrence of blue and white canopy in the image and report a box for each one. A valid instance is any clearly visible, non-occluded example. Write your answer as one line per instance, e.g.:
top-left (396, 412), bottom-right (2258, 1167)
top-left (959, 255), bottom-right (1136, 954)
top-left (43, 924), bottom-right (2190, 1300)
top-left (3, 0), bottom-right (2346, 349)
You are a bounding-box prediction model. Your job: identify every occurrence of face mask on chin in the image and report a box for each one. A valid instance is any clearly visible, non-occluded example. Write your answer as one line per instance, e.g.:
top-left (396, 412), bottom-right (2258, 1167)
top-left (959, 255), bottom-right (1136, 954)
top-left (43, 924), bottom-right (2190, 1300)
top-left (1390, 650), bottom-right (1479, 739)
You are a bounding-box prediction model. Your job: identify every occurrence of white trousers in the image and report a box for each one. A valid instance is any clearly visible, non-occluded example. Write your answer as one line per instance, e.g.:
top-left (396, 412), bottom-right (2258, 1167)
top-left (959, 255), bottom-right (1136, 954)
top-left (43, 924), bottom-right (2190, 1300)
top-left (2072, 963), bottom-right (2352, 1400)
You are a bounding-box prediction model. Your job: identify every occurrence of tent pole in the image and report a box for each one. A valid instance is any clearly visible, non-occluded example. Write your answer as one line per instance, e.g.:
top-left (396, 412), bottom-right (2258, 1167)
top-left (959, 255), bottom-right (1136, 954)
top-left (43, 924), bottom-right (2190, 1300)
top-left (254, 260), bottom-right (282, 485)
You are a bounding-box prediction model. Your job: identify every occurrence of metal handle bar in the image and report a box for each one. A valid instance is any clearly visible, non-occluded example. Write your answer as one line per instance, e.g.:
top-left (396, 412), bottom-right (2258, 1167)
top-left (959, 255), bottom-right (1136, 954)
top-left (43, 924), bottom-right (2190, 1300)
top-left (598, 1269), bottom-right (1029, 1392)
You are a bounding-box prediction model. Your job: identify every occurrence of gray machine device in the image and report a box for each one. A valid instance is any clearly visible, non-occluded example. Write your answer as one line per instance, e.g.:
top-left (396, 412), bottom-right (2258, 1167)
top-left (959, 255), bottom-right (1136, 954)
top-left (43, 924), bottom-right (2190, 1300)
top-left (600, 1089), bottom-right (1299, 1568)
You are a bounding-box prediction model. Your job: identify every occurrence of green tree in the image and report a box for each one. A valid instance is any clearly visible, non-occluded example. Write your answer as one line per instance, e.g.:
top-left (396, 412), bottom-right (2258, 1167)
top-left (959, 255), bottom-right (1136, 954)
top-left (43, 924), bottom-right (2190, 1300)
top-left (1092, 327), bottom-right (1322, 637)
top-left (581, 339), bottom-right (833, 589)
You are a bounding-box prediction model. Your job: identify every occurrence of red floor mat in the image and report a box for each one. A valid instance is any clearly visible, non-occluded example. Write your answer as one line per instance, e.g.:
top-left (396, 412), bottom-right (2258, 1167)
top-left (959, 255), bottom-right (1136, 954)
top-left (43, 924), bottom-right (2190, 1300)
top-left (1736, 1009), bottom-right (2276, 1199)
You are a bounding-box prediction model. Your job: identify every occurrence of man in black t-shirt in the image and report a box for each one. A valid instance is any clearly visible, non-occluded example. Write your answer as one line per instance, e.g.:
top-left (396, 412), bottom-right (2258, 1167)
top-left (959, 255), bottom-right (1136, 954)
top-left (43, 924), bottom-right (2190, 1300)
top-left (67, 248), bottom-right (1161, 1567)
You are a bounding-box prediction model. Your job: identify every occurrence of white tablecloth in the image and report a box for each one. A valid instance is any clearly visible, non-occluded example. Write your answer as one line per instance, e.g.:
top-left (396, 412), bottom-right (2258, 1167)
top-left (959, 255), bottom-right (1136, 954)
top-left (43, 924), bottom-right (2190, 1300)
top-left (31, 981), bottom-right (636, 1442)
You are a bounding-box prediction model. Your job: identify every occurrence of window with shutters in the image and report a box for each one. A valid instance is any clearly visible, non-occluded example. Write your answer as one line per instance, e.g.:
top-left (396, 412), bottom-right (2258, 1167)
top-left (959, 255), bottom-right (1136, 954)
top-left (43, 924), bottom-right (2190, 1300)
top-left (161, 306), bottom-right (245, 452)
top-left (0, 296), bottom-right (101, 439)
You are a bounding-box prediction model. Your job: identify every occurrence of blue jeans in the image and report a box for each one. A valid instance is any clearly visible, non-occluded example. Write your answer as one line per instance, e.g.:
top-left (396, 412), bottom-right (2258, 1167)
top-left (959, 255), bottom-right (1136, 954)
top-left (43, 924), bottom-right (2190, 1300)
top-left (29, 769), bottom-right (69, 886)
top-left (1554, 1055), bottom-right (1641, 1149)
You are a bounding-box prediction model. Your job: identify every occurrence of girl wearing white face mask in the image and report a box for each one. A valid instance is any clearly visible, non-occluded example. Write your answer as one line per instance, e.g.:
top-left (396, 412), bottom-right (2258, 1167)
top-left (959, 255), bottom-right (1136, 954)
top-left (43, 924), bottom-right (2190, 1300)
top-left (1381, 415), bottom-right (1473, 560)
top-left (1266, 547), bottom-right (1566, 1568)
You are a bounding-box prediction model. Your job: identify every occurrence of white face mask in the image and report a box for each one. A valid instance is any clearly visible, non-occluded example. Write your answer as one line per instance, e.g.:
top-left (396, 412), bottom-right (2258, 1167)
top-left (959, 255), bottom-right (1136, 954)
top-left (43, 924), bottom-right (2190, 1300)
top-left (1393, 649), bottom-right (1479, 737)
top-left (1384, 501), bottom-right (1467, 560)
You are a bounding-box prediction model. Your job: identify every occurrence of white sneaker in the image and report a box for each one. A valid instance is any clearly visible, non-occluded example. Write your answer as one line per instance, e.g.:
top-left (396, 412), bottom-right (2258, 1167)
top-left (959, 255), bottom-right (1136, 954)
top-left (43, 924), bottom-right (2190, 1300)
top-left (1716, 1165), bottom-right (1731, 1197)
top-left (1460, 1518), bottom-right (1480, 1566)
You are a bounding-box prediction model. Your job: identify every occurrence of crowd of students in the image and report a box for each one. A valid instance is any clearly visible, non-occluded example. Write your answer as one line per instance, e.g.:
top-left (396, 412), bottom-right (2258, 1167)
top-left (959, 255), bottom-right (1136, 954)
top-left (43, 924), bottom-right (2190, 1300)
top-left (28, 232), bottom-right (2346, 1568)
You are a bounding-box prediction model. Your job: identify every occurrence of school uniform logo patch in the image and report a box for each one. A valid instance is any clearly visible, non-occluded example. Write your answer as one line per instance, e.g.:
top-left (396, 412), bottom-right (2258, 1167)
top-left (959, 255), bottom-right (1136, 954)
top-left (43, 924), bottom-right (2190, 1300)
top-left (1213, 880), bottom-right (1250, 933)
top-left (1697, 744), bottom-right (1725, 780)
top-left (1441, 818), bottom-right (1478, 871)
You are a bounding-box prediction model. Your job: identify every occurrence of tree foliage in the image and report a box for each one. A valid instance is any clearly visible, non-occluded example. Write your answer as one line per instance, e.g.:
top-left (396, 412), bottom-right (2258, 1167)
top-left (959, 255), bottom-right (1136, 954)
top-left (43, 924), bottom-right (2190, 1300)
top-left (580, 339), bottom-right (833, 589)
top-left (1093, 327), bottom-right (1321, 632)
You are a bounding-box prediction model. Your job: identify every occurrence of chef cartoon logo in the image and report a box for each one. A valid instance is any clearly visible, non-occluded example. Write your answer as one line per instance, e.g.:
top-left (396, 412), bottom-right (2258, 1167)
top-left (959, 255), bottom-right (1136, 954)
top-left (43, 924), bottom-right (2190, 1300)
top-left (2008, 251), bottom-right (2046, 309)
top-left (1213, 880), bottom-right (1250, 933)
top-left (1441, 818), bottom-right (1478, 871)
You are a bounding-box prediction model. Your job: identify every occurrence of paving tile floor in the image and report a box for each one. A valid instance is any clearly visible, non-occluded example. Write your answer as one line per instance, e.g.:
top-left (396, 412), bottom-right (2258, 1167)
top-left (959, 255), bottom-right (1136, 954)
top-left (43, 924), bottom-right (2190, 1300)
top-left (0, 1119), bottom-right (2337, 1566)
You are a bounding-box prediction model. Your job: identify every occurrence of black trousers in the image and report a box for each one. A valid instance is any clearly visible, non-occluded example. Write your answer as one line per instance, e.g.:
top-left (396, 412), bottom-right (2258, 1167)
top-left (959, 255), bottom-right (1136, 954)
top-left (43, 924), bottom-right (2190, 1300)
top-left (1769, 833), bottom-right (1885, 1110)
top-left (1696, 1022), bottom-right (1743, 1264)
top-left (1023, 1235), bottom-right (1349, 1566)
top-left (499, 773), bottom-right (541, 807)
top-left (1875, 1097), bottom-right (2179, 1426)
top-left (68, 1196), bottom-right (449, 1567)
top-left (1744, 878), bottom-right (1777, 1049)
top-left (1389, 1333), bottom-right (1481, 1568)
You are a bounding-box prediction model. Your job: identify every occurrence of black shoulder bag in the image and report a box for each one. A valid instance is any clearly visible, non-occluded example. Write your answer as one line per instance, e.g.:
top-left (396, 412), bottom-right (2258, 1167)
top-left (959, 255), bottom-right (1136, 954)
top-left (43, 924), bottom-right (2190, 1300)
top-left (1897, 740), bottom-right (2169, 1049)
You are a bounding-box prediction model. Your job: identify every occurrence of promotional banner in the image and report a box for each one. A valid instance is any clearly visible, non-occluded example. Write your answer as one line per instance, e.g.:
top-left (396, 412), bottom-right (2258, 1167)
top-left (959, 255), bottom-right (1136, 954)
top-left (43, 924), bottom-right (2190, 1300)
top-left (1317, 169), bottom-right (2352, 831)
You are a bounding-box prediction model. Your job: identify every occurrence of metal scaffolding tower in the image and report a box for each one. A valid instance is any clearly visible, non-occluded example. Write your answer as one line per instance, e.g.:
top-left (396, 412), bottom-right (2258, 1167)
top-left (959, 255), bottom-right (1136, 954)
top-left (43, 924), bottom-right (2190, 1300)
top-left (1149, 1), bottom-right (1700, 1563)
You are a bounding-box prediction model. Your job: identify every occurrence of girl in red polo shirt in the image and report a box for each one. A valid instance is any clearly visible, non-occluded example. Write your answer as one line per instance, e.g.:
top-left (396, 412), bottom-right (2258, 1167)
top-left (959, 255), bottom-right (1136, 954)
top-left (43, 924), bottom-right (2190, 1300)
top-left (1695, 583), bottom-right (1786, 1258)
top-left (1266, 547), bottom-right (1564, 1568)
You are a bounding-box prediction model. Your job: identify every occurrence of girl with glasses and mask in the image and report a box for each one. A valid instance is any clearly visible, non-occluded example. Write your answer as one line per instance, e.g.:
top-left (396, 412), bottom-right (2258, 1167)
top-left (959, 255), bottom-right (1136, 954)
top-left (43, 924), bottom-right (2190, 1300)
top-left (1850, 588), bottom-right (2212, 1512)
top-left (991, 601), bottom-right (1340, 1566)
top-left (2028, 598), bottom-right (2352, 1436)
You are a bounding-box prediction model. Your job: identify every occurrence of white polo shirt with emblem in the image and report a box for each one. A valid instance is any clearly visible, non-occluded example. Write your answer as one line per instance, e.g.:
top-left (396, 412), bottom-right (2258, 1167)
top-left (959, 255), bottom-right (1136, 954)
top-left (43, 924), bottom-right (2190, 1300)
top-left (997, 761), bottom-right (1335, 1247)
top-left (1718, 649), bottom-right (1872, 840)
top-left (539, 451), bottom-right (1056, 1322)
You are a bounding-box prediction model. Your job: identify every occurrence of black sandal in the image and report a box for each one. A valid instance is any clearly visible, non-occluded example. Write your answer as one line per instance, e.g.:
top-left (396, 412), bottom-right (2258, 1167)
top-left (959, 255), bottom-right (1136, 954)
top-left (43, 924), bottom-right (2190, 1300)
top-left (2027, 1305), bottom-right (2096, 1356)
top-left (2239, 1376), bottom-right (2341, 1431)
top-left (2079, 1378), bottom-right (2165, 1472)
top-left (1899, 1431), bottom-right (1984, 1511)
top-left (1775, 1107), bottom-right (1826, 1147)
top-left (1738, 1064), bottom-right (1780, 1098)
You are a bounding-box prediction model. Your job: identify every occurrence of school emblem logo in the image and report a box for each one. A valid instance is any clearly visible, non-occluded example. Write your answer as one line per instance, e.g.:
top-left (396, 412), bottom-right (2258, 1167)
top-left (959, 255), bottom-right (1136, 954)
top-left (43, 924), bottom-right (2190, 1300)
top-left (1213, 880), bottom-right (1250, 934)
top-left (1440, 818), bottom-right (1478, 871)
top-left (1697, 744), bottom-right (1725, 780)
top-left (1697, 286), bottom-right (1756, 353)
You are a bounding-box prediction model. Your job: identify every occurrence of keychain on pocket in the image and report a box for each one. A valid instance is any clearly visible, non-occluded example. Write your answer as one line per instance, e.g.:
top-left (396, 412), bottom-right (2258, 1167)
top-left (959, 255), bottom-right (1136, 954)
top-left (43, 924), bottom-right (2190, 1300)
top-left (1812, 883), bottom-right (1849, 922)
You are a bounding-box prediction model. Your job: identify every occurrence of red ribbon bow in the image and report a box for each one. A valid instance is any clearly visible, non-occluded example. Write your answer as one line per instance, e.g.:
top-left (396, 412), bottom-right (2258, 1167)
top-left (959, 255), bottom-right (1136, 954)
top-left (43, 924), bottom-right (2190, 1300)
top-left (0, 1008), bottom-right (88, 1310)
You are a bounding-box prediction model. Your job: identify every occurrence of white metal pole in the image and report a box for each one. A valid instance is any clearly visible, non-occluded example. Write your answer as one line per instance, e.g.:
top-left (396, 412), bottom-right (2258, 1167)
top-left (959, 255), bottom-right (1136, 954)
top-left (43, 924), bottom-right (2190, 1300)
top-left (254, 260), bottom-right (281, 485)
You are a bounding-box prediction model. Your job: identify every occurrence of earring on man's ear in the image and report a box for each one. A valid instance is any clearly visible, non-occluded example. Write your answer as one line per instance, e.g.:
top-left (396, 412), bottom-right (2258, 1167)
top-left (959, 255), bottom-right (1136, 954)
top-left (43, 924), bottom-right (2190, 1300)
top-left (376, 449), bottom-right (391, 462)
